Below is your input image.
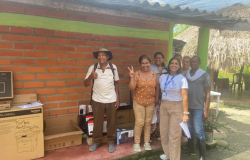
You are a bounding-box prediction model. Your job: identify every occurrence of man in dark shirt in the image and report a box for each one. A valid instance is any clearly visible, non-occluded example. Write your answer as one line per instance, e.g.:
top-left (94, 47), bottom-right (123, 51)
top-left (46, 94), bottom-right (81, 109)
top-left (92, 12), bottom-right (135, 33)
top-left (182, 56), bottom-right (211, 160)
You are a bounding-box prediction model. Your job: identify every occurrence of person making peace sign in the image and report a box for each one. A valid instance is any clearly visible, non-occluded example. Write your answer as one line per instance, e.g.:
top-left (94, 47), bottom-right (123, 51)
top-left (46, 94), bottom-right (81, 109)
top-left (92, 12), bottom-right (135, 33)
top-left (128, 55), bottom-right (159, 152)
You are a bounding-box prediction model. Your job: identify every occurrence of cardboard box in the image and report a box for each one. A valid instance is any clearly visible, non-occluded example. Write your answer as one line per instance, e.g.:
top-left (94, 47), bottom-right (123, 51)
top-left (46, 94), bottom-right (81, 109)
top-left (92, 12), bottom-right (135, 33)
top-left (12, 94), bottom-right (37, 104)
top-left (86, 135), bottom-right (107, 146)
top-left (119, 86), bottom-right (131, 104)
top-left (117, 123), bottom-right (135, 129)
top-left (0, 100), bottom-right (12, 111)
top-left (117, 127), bottom-right (134, 145)
top-left (117, 109), bottom-right (130, 125)
top-left (117, 109), bottom-right (135, 125)
top-left (0, 105), bottom-right (44, 160)
top-left (0, 71), bottom-right (13, 100)
top-left (44, 115), bottom-right (83, 151)
top-left (129, 109), bottom-right (135, 123)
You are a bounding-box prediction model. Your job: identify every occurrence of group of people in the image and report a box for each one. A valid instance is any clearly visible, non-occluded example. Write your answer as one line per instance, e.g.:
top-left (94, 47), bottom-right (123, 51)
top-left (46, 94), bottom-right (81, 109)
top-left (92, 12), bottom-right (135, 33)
top-left (84, 48), bottom-right (211, 160)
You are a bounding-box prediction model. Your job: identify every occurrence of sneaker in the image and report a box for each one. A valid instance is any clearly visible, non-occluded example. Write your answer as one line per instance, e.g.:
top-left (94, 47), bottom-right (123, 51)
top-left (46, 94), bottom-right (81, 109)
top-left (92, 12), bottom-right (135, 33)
top-left (89, 144), bottom-right (101, 152)
top-left (108, 145), bottom-right (115, 153)
top-left (144, 143), bottom-right (152, 150)
top-left (160, 154), bottom-right (169, 160)
top-left (133, 144), bottom-right (142, 152)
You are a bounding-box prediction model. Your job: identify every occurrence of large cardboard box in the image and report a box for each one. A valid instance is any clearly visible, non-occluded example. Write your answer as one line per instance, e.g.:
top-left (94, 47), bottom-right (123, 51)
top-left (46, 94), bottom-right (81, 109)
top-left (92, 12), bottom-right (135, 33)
top-left (44, 115), bottom-right (83, 151)
top-left (129, 109), bottom-right (135, 123)
top-left (119, 86), bottom-right (131, 104)
top-left (117, 123), bottom-right (135, 129)
top-left (12, 94), bottom-right (37, 104)
top-left (0, 105), bottom-right (44, 160)
top-left (0, 100), bottom-right (12, 111)
top-left (0, 71), bottom-right (13, 100)
top-left (117, 109), bottom-right (130, 125)
top-left (117, 108), bottom-right (135, 125)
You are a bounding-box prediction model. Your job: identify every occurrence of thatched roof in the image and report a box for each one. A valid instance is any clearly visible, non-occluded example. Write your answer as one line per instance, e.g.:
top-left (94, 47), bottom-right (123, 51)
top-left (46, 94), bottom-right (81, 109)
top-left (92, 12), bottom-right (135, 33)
top-left (175, 3), bottom-right (250, 70)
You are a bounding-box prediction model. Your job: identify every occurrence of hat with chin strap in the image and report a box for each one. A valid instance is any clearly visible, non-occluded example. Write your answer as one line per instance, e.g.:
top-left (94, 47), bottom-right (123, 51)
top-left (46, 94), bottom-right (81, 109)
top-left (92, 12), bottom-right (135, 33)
top-left (93, 48), bottom-right (113, 61)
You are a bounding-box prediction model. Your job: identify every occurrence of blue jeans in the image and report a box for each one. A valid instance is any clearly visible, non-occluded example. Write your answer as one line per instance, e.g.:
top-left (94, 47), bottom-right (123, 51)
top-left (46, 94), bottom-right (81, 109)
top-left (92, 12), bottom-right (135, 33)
top-left (188, 109), bottom-right (205, 140)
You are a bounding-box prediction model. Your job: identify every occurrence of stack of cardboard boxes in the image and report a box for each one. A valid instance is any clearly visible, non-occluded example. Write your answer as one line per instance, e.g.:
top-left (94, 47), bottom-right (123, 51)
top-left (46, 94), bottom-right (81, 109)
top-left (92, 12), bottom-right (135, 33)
top-left (0, 71), bottom-right (84, 160)
top-left (116, 86), bottom-right (135, 145)
top-left (0, 71), bottom-right (44, 160)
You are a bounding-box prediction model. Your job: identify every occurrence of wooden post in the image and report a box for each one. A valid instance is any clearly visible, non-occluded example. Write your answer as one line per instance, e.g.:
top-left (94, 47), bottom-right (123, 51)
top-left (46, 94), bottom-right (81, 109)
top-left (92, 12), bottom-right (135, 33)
top-left (197, 27), bottom-right (210, 71)
top-left (239, 64), bottom-right (244, 91)
top-left (210, 69), bottom-right (214, 91)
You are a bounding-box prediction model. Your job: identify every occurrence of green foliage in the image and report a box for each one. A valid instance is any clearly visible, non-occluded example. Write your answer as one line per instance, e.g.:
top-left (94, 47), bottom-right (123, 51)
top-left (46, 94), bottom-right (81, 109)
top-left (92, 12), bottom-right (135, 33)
top-left (173, 24), bottom-right (190, 37)
top-left (230, 66), bottom-right (250, 73)
top-left (218, 66), bottom-right (250, 84)
top-left (218, 72), bottom-right (234, 83)
top-left (203, 109), bottom-right (227, 132)
top-left (227, 147), bottom-right (233, 150)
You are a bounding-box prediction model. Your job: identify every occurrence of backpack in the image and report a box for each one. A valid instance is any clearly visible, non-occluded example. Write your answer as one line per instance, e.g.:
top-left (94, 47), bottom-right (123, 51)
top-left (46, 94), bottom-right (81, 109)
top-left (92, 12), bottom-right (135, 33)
top-left (90, 63), bottom-right (115, 105)
top-left (78, 63), bottom-right (115, 132)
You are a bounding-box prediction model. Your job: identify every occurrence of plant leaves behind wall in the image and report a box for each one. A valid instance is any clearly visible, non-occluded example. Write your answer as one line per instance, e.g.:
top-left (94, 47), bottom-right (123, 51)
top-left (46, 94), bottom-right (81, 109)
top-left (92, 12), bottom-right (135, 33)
top-left (173, 24), bottom-right (190, 37)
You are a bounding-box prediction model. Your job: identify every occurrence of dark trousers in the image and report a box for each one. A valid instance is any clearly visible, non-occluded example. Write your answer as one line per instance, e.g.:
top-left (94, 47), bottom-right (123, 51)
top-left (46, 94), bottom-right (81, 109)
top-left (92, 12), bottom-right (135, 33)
top-left (92, 100), bottom-right (117, 145)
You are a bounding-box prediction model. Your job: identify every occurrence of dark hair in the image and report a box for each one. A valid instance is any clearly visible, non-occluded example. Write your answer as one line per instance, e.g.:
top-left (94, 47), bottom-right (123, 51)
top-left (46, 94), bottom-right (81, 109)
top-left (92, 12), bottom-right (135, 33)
top-left (139, 55), bottom-right (151, 64)
top-left (154, 52), bottom-right (167, 69)
top-left (166, 58), bottom-right (182, 74)
top-left (174, 53), bottom-right (182, 58)
top-left (183, 56), bottom-right (191, 59)
top-left (192, 55), bottom-right (201, 62)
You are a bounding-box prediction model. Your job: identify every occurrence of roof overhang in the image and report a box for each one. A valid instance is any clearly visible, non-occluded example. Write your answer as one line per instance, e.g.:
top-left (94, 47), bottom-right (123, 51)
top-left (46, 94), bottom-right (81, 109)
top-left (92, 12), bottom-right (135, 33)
top-left (2, 0), bottom-right (250, 31)
top-left (74, 0), bottom-right (250, 31)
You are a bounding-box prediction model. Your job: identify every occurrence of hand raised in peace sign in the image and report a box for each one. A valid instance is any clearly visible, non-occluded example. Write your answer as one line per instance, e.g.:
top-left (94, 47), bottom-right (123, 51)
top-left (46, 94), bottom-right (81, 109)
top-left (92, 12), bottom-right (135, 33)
top-left (127, 66), bottom-right (135, 78)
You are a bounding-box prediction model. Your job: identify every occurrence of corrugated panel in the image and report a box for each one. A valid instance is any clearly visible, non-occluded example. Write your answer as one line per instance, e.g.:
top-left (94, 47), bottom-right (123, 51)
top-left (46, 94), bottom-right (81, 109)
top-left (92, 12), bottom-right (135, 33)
top-left (74, 0), bottom-right (250, 31)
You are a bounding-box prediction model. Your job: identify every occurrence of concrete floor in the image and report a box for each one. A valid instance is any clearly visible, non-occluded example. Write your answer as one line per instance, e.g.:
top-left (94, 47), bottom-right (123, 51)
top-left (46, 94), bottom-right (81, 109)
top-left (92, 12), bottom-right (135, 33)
top-left (37, 137), bottom-right (162, 160)
top-left (37, 90), bottom-right (249, 160)
top-left (220, 90), bottom-right (250, 104)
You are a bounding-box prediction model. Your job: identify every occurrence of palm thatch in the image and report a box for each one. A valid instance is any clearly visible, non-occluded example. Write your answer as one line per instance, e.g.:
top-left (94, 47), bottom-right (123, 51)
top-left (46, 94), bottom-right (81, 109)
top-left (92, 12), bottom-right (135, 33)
top-left (175, 3), bottom-right (250, 71)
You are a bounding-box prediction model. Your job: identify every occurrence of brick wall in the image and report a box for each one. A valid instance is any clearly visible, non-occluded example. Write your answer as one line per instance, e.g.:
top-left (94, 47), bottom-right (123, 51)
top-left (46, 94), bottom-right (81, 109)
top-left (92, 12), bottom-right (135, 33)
top-left (0, 1), bottom-right (169, 117)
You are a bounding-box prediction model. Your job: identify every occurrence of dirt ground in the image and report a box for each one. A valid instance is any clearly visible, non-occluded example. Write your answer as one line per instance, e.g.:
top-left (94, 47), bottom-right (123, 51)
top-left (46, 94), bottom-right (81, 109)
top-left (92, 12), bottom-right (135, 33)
top-left (144, 95), bottom-right (250, 160)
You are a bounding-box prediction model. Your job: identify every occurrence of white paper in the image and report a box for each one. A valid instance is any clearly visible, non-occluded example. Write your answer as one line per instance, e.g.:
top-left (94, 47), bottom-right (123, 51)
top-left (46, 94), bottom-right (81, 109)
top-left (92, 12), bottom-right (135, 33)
top-left (18, 102), bottom-right (43, 109)
top-left (180, 122), bottom-right (191, 139)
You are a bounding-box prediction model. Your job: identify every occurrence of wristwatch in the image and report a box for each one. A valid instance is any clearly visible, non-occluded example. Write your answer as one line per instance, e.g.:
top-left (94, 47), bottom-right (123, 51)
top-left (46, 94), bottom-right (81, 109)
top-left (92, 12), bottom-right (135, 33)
top-left (183, 112), bottom-right (190, 115)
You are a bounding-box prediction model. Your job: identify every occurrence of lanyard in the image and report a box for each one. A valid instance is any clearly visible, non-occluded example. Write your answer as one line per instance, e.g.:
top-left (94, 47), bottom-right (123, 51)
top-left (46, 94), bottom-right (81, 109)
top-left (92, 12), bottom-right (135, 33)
top-left (163, 74), bottom-right (176, 92)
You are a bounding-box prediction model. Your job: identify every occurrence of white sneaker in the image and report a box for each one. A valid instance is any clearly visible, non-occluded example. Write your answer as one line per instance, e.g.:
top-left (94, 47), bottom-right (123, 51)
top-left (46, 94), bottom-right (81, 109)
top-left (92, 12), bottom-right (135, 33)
top-left (133, 144), bottom-right (141, 152)
top-left (144, 143), bottom-right (152, 150)
top-left (160, 154), bottom-right (169, 160)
